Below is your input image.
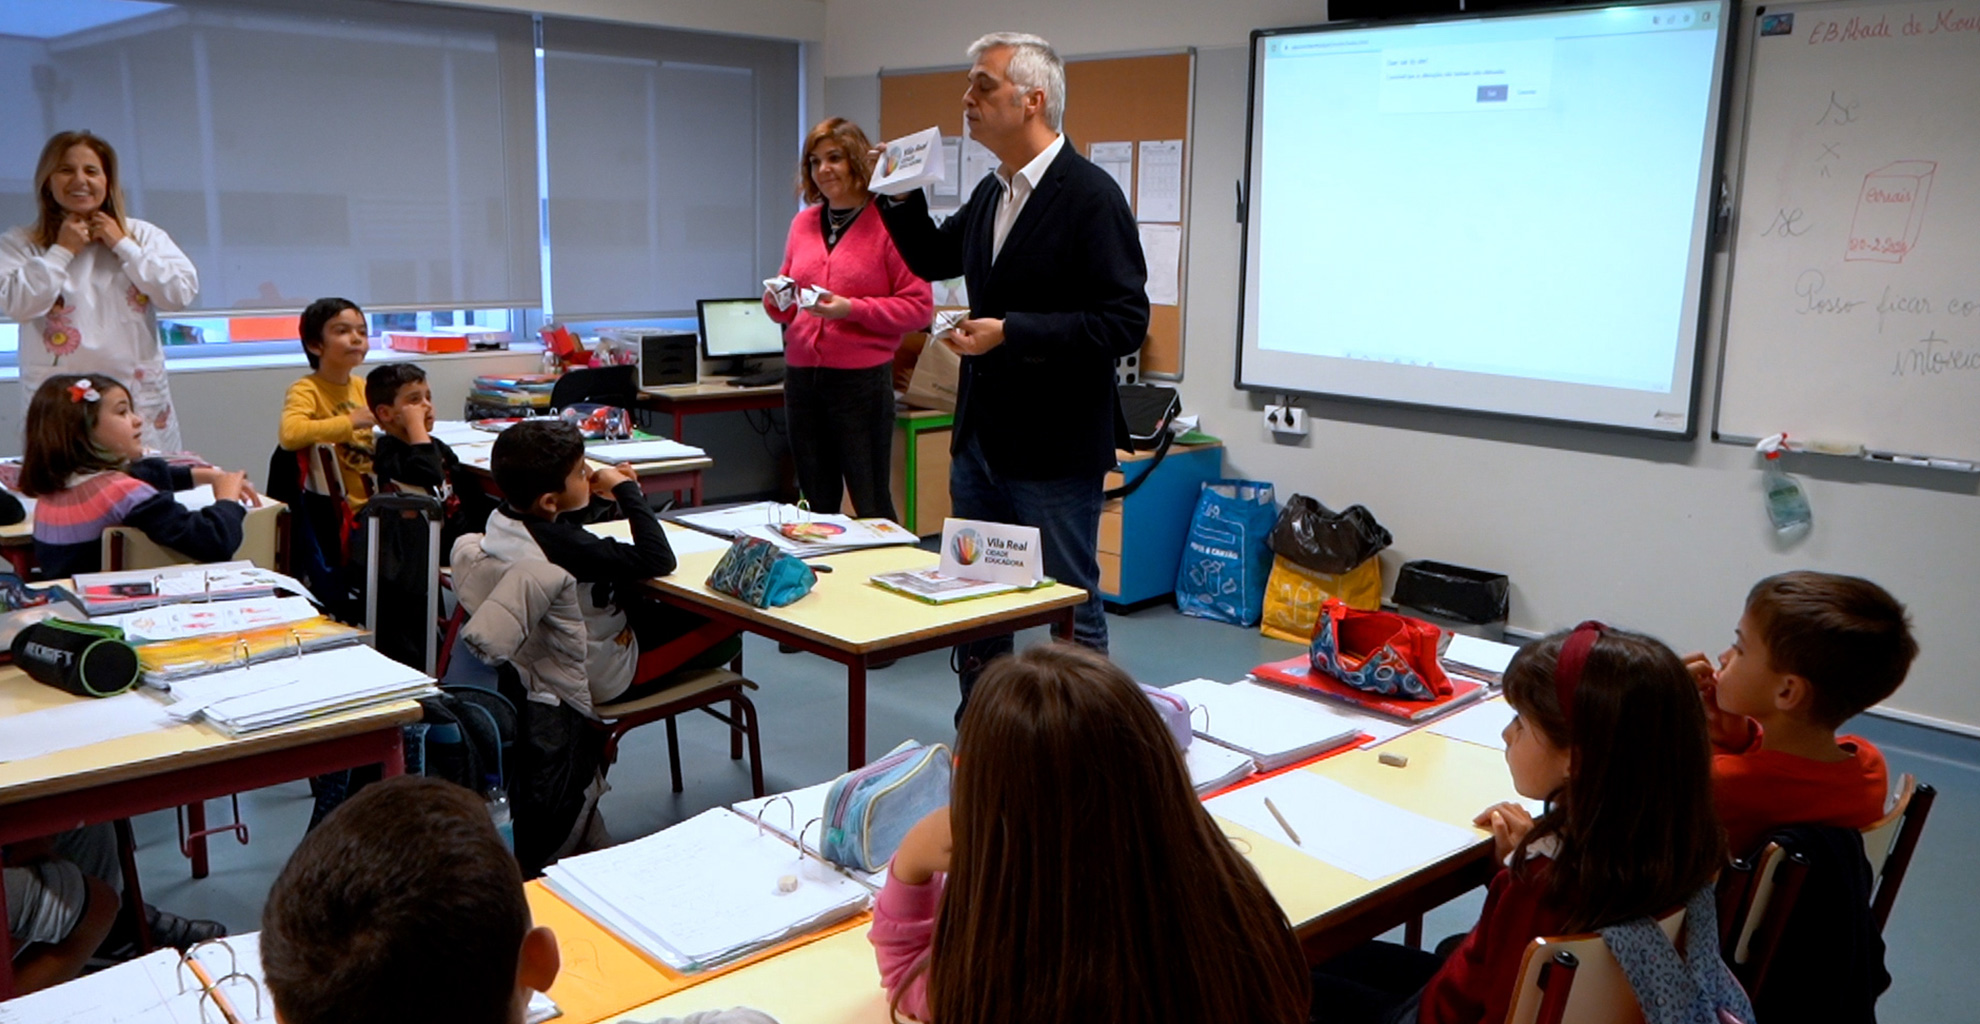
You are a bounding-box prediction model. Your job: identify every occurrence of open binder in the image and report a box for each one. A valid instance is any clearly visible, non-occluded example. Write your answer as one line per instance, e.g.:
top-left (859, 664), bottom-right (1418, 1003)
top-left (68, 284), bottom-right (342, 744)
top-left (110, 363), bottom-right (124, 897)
top-left (542, 805), bottom-right (875, 973)
top-left (0, 934), bottom-right (558, 1024)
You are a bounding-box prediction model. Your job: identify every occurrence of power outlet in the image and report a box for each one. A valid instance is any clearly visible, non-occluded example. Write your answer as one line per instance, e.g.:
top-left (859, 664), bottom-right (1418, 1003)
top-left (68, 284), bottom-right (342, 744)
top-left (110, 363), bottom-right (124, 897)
top-left (1264, 403), bottom-right (1309, 436)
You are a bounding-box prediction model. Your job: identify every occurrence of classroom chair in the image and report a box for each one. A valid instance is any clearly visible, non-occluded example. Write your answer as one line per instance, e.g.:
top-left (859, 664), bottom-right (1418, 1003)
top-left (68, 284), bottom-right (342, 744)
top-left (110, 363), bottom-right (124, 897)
top-left (436, 603), bottom-right (766, 799)
top-left (1502, 905), bottom-right (1688, 1024)
top-left (1724, 772), bottom-right (1935, 970)
top-left (100, 500), bottom-right (289, 573)
top-left (549, 364), bottom-right (638, 411)
top-left (101, 498), bottom-right (291, 882)
top-left (1862, 773), bottom-right (1935, 930)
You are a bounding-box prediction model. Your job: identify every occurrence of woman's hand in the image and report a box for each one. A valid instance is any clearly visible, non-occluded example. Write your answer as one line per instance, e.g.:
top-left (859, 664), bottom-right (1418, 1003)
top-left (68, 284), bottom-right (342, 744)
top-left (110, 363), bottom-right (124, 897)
top-left (889, 806), bottom-right (951, 885)
top-left (1473, 801), bottom-right (1535, 864)
top-left (57, 217), bottom-right (91, 254)
top-left (802, 290), bottom-right (852, 320)
top-left (88, 212), bottom-right (126, 249)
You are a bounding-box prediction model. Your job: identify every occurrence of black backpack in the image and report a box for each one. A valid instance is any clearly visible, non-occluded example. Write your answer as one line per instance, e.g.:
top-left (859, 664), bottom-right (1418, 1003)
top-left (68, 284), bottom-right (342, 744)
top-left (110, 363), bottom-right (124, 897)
top-left (415, 686), bottom-right (516, 795)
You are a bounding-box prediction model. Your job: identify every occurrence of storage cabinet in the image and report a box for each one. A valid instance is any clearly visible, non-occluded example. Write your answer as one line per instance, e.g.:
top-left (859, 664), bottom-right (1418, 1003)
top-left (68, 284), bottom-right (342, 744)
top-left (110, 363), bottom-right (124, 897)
top-left (1098, 442), bottom-right (1224, 608)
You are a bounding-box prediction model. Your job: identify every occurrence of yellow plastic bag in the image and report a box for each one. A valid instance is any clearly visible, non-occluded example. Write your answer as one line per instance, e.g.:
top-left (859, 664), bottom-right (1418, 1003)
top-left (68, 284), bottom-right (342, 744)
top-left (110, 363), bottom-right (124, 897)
top-left (1259, 555), bottom-right (1382, 644)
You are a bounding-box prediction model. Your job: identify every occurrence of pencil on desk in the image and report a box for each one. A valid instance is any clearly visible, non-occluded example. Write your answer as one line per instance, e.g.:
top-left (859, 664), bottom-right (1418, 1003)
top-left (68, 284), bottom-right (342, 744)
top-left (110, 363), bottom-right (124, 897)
top-left (1264, 797), bottom-right (1301, 846)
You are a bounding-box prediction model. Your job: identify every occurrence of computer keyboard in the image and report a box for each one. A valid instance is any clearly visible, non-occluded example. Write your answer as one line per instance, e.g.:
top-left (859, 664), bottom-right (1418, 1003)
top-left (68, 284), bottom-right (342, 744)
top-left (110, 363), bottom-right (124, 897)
top-left (727, 368), bottom-right (786, 388)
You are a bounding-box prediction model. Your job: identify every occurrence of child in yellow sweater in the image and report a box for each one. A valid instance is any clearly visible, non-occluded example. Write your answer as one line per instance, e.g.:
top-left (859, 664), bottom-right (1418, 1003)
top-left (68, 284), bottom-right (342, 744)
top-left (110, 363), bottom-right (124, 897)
top-left (279, 297), bottom-right (374, 510)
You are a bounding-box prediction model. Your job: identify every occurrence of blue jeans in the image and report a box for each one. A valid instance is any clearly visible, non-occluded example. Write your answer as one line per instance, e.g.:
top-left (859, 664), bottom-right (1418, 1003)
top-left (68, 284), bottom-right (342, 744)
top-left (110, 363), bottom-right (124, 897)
top-left (949, 433), bottom-right (1108, 715)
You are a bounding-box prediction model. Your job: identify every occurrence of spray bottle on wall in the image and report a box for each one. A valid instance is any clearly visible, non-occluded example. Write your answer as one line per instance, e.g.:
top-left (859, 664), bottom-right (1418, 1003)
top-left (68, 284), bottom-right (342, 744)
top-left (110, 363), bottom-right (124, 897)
top-left (1757, 433), bottom-right (1812, 538)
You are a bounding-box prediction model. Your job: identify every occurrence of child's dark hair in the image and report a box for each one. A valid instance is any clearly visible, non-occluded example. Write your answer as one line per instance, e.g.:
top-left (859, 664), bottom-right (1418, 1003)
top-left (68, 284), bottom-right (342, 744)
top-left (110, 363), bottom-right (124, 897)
top-left (491, 419), bottom-right (585, 510)
top-left (1502, 625), bottom-right (1724, 933)
top-left (1745, 571), bottom-right (1917, 727)
top-left (260, 775), bottom-right (528, 1024)
top-left (921, 644), bottom-right (1310, 1024)
top-left (20, 374), bottom-right (132, 497)
top-left (365, 362), bottom-right (428, 414)
top-left (298, 297), bottom-right (362, 369)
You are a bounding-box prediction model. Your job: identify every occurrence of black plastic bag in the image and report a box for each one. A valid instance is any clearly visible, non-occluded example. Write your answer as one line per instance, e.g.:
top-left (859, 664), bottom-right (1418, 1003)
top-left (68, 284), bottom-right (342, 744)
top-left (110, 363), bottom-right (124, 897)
top-left (1267, 495), bottom-right (1392, 575)
top-left (1392, 560), bottom-right (1510, 625)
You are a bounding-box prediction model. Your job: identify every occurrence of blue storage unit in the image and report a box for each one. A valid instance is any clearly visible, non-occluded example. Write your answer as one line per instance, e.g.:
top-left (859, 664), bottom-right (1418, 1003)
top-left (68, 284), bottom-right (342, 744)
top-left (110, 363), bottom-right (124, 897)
top-left (1097, 441), bottom-right (1224, 608)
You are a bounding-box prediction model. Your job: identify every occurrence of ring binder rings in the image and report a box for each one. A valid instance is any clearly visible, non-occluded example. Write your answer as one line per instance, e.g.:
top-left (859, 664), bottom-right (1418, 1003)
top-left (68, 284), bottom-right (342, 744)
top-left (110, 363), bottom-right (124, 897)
top-left (179, 937), bottom-right (269, 1023)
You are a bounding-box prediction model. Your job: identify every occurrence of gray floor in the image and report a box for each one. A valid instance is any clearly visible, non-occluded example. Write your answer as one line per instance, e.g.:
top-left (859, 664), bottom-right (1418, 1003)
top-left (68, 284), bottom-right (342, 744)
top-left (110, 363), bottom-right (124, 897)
top-left (129, 605), bottom-right (1979, 1020)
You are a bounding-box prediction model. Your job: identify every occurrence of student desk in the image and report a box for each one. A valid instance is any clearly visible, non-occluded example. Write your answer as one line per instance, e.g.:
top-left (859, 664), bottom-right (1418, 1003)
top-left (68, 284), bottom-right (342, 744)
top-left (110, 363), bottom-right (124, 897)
top-left (636, 378), bottom-right (785, 445)
top-left (624, 731), bottom-right (1516, 1023)
top-left (629, 528), bottom-right (1085, 770)
top-left (0, 668), bottom-right (419, 995)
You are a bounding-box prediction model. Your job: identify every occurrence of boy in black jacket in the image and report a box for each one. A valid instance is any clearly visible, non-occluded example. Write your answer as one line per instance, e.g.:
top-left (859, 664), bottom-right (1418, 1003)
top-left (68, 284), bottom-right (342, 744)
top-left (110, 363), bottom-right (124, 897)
top-left (480, 420), bottom-right (735, 704)
top-left (365, 362), bottom-right (493, 561)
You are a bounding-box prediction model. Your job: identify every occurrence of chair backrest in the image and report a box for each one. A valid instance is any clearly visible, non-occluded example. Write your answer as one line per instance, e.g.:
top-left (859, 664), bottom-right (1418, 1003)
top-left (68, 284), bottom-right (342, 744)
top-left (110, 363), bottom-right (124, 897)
top-left (101, 500), bottom-right (288, 571)
top-left (1863, 773), bottom-right (1933, 930)
top-left (549, 364), bottom-right (637, 410)
top-left (1503, 906), bottom-right (1686, 1024)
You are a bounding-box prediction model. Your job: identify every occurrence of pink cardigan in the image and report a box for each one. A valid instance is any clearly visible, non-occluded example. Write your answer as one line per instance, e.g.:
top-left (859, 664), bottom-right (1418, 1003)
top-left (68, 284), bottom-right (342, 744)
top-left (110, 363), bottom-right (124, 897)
top-left (869, 869), bottom-right (941, 1021)
top-left (764, 204), bottom-right (933, 370)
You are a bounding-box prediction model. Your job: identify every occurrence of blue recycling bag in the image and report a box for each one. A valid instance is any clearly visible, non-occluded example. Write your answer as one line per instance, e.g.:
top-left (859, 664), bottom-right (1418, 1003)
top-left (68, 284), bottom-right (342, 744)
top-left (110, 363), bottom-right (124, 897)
top-left (1174, 480), bottom-right (1278, 626)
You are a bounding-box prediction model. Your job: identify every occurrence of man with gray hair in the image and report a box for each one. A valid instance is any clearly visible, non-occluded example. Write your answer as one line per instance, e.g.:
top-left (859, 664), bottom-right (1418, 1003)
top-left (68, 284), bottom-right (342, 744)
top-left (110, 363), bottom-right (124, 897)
top-left (878, 32), bottom-right (1149, 717)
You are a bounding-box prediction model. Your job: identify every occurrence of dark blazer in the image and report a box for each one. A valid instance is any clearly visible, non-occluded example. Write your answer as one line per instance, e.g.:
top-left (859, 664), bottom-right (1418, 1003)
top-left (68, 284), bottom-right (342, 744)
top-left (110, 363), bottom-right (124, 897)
top-left (879, 143), bottom-right (1149, 480)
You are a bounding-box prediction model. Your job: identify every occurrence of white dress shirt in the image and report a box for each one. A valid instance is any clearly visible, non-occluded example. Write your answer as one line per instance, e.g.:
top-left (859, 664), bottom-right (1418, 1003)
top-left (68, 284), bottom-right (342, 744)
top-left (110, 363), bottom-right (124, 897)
top-left (991, 133), bottom-right (1066, 263)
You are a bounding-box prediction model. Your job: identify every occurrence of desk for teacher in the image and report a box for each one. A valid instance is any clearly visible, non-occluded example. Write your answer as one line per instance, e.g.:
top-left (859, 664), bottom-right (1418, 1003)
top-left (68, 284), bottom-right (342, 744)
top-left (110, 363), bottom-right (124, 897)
top-left (0, 668), bottom-right (419, 994)
top-left (637, 378), bottom-right (785, 443)
top-left (626, 525), bottom-right (1085, 770)
top-left (628, 730), bottom-right (1515, 1023)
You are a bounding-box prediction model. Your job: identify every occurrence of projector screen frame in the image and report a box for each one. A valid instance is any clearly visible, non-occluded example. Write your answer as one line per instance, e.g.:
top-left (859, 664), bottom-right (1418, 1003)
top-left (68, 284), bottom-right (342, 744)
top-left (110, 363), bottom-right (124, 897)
top-left (1233, 1), bottom-right (1737, 440)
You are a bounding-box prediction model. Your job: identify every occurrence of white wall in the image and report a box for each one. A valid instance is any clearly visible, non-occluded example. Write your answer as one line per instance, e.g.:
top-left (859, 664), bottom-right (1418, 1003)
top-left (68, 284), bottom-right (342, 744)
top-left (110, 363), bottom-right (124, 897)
top-left (818, 0), bottom-right (1980, 733)
top-left (428, 0), bottom-right (825, 41)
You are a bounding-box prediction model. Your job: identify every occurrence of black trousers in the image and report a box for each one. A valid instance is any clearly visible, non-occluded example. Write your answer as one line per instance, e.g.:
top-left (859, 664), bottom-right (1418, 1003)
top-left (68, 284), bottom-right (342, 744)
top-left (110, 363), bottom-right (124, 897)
top-left (1309, 941), bottom-right (1445, 1024)
top-left (783, 362), bottom-right (897, 521)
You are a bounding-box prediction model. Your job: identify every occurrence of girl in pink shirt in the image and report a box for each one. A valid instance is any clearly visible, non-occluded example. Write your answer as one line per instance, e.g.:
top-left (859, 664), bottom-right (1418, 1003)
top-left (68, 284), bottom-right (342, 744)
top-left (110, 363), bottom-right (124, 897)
top-left (869, 644), bottom-right (1308, 1024)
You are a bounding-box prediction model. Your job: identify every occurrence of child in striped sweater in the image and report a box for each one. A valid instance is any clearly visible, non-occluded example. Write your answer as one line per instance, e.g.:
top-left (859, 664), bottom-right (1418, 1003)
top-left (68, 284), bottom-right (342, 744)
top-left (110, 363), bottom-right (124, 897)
top-left (21, 373), bottom-right (253, 578)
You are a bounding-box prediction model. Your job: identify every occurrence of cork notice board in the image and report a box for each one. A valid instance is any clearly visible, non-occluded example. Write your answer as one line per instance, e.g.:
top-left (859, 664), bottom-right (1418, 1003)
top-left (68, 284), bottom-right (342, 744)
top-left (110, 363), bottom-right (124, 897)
top-left (880, 51), bottom-right (1193, 378)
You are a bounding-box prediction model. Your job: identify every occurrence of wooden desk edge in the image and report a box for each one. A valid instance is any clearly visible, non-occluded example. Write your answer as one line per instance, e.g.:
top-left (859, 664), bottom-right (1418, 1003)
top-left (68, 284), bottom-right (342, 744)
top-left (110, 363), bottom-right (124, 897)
top-left (0, 700), bottom-right (423, 808)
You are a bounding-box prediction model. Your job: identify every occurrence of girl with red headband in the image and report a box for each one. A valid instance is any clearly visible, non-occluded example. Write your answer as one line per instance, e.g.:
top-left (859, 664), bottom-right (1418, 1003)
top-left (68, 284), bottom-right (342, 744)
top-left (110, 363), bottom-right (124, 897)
top-left (1311, 624), bottom-right (1729, 1024)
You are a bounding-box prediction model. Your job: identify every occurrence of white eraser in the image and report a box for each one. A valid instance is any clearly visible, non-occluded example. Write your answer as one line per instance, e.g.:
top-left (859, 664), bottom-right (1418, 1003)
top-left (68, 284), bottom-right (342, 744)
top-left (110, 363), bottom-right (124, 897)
top-left (776, 874), bottom-right (800, 893)
top-left (1378, 752), bottom-right (1409, 768)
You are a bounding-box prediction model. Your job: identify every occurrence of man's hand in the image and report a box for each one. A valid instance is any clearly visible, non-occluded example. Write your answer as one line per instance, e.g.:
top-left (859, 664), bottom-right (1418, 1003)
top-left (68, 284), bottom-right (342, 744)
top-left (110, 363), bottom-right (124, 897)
top-left (945, 317), bottom-right (1005, 356)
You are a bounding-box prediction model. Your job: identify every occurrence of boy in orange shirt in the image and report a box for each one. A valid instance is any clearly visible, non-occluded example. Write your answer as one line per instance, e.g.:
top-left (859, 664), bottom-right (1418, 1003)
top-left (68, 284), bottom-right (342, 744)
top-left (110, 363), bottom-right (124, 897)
top-left (1685, 571), bottom-right (1918, 855)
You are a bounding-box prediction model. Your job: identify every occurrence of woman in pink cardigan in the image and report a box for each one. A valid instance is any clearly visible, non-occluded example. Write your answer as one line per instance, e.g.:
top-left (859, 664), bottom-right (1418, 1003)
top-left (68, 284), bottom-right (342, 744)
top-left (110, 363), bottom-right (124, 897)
top-left (763, 118), bottom-right (933, 520)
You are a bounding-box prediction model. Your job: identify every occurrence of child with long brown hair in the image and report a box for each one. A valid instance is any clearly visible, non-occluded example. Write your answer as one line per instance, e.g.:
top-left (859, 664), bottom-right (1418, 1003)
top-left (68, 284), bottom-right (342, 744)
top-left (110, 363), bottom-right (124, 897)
top-left (21, 373), bottom-right (253, 578)
top-left (1310, 624), bottom-right (1726, 1024)
top-left (871, 644), bottom-right (1309, 1024)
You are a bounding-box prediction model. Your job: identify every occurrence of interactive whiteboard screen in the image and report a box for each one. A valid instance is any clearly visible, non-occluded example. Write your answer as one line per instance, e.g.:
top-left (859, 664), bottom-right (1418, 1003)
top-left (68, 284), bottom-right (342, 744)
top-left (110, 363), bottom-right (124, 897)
top-left (1238, 2), bottom-right (1732, 434)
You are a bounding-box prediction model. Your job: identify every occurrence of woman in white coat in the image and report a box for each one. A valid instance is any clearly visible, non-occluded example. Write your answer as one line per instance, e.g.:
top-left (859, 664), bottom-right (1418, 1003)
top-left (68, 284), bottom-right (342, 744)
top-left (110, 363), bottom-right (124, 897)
top-left (0, 131), bottom-right (197, 453)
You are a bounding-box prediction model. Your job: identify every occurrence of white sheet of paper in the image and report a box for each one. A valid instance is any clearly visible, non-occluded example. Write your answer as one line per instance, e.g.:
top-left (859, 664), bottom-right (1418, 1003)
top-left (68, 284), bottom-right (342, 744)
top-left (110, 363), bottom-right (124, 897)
top-left (429, 420), bottom-right (486, 446)
top-left (174, 484), bottom-right (217, 511)
top-left (660, 523), bottom-right (733, 557)
top-left (932, 277), bottom-right (968, 307)
top-left (673, 501), bottom-right (784, 537)
top-left (1207, 770), bottom-right (1482, 880)
top-left (1426, 696), bottom-right (1519, 751)
top-left (454, 440), bottom-right (496, 469)
top-left (1089, 141), bottom-right (1134, 205)
top-left (961, 129), bottom-right (998, 194)
top-left (1444, 633), bottom-right (1520, 677)
top-left (585, 438), bottom-right (706, 463)
top-left (0, 948), bottom-right (202, 1024)
top-left (97, 596), bottom-right (320, 642)
top-left (1186, 741), bottom-right (1257, 794)
top-left (1137, 223), bottom-right (1182, 306)
top-left (1135, 139), bottom-right (1184, 222)
top-left (933, 137), bottom-right (962, 201)
top-left (0, 692), bottom-right (178, 764)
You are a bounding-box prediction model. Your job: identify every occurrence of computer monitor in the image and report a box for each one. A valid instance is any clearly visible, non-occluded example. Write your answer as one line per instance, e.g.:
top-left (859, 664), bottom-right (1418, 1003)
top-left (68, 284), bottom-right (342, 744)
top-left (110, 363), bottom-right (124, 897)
top-left (696, 298), bottom-right (786, 376)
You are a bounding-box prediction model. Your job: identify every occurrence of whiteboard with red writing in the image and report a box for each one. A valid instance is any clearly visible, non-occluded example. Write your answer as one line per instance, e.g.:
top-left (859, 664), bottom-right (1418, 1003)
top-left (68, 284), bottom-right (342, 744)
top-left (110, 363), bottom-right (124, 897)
top-left (1717, 0), bottom-right (1980, 464)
